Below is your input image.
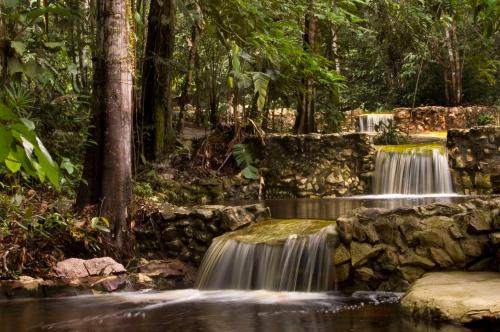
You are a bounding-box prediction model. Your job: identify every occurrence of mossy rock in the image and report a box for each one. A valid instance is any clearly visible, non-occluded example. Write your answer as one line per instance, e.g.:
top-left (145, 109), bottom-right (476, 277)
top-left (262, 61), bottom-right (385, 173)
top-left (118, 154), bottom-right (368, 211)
top-left (217, 219), bottom-right (336, 245)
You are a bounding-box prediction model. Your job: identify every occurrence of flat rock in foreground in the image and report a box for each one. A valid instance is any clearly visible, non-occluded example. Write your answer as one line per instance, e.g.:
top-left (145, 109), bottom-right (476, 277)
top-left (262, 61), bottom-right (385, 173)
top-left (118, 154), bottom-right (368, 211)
top-left (401, 272), bottom-right (500, 324)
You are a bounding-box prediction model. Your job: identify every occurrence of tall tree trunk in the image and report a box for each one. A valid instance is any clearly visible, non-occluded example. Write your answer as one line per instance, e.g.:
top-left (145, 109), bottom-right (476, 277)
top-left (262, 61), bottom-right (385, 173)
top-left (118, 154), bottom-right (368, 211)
top-left (294, 0), bottom-right (317, 134)
top-left (208, 61), bottom-right (219, 128)
top-left (177, 8), bottom-right (201, 132)
top-left (444, 18), bottom-right (462, 105)
top-left (141, 0), bottom-right (177, 160)
top-left (0, 5), bottom-right (8, 87)
top-left (444, 67), bottom-right (450, 105)
top-left (332, 31), bottom-right (341, 74)
top-left (77, 0), bottom-right (133, 253)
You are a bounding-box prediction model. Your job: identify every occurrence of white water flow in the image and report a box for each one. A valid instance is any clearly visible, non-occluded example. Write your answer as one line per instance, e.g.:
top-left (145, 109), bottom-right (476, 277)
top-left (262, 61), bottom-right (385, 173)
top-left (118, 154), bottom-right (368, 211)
top-left (358, 113), bottom-right (394, 132)
top-left (196, 225), bottom-right (337, 292)
top-left (373, 145), bottom-right (454, 195)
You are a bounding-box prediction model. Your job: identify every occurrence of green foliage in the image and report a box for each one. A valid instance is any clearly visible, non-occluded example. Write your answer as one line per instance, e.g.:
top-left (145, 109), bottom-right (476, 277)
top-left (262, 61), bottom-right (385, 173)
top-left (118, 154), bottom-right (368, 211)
top-left (90, 216), bottom-right (110, 233)
top-left (0, 102), bottom-right (61, 188)
top-left (477, 113), bottom-right (494, 126)
top-left (321, 109), bottom-right (345, 133)
top-left (134, 181), bottom-right (154, 197)
top-left (374, 120), bottom-right (408, 145)
top-left (232, 143), bottom-right (260, 180)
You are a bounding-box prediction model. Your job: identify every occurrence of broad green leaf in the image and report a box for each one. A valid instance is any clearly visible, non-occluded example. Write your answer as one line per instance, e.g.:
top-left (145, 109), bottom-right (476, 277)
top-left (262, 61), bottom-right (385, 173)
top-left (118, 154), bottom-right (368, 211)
top-left (29, 159), bottom-right (45, 182)
top-left (91, 217), bottom-right (110, 233)
top-left (20, 134), bottom-right (34, 159)
top-left (10, 41), bottom-right (27, 56)
top-left (35, 137), bottom-right (55, 165)
top-left (34, 137), bottom-right (59, 188)
top-left (0, 127), bottom-right (13, 161)
top-left (60, 157), bottom-right (75, 175)
top-left (0, 103), bottom-right (16, 120)
top-left (5, 151), bottom-right (22, 173)
top-left (19, 118), bottom-right (35, 131)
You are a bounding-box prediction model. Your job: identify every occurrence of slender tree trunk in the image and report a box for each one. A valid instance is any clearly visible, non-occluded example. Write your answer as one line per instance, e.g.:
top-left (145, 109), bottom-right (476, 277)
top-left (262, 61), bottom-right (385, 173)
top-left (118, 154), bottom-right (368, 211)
top-left (177, 8), bottom-right (201, 132)
top-left (77, 0), bottom-right (133, 253)
top-left (328, 0), bottom-right (341, 75)
top-left (451, 22), bottom-right (462, 104)
top-left (209, 62), bottom-right (219, 128)
top-left (444, 19), bottom-right (461, 105)
top-left (0, 5), bottom-right (8, 87)
top-left (294, 0), bottom-right (317, 134)
top-left (141, 0), bottom-right (177, 160)
top-left (261, 83), bottom-right (272, 130)
top-left (444, 67), bottom-right (450, 105)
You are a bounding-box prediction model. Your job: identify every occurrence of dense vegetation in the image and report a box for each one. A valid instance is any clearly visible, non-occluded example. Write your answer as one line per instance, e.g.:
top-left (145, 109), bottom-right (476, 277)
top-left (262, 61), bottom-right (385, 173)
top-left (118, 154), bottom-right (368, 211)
top-left (0, 0), bottom-right (498, 266)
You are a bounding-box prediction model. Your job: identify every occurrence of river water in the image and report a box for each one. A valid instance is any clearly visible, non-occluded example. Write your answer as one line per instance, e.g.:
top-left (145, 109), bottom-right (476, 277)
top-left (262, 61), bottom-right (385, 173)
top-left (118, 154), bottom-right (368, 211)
top-left (0, 289), bottom-right (479, 332)
top-left (263, 195), bottom-right (468, 220)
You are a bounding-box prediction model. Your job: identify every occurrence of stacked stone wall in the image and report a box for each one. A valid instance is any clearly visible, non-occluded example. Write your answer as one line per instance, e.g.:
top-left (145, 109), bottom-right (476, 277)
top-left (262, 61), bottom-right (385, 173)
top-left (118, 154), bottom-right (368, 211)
top-left (447, 126), bottom-right (500, 194)
top-left (256, 133), bottom-right (375, 198)
top-left (394, 106), bottom-right (499, 132)
top-left (135, 204), bottom-right (270, 266)
top-left (333, 198), bottom-right (500, 292)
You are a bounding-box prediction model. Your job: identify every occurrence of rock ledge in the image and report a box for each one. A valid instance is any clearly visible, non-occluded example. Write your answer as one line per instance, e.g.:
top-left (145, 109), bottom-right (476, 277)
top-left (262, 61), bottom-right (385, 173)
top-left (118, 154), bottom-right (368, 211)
top-left (401, 272), bottom-right (500, 324)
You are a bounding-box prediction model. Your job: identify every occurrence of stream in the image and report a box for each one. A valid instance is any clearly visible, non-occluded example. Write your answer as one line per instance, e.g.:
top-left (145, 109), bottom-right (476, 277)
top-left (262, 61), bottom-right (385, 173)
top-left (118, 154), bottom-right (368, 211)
top-left (0, 289), bottom-right (478, 331)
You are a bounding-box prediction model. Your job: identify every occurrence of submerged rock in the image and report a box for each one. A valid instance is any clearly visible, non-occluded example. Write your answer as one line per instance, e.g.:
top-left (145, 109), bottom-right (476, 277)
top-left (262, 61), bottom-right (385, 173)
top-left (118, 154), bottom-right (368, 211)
top-left (401, 272), bottom-right (500, 324)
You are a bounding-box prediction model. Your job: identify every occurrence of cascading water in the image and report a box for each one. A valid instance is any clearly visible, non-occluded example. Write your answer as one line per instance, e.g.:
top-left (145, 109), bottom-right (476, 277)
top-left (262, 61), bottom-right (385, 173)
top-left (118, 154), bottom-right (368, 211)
top-left (358, 113), bottom-right (394, 133)
top-left (372, 144), bottom-right (454, 195)
top-left (196, 220), bottom-right (337, 292)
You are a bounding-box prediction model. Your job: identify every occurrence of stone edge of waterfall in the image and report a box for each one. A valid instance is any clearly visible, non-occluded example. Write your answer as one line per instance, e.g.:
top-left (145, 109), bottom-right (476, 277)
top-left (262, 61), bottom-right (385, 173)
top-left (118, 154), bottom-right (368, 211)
top-left (195, 222), bottom-right (338, 292)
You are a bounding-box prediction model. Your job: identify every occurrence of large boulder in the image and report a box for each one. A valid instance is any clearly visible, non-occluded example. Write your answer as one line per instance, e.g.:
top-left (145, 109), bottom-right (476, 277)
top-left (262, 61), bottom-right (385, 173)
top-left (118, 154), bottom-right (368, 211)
top-left (401, 272), bottom-right (500, 324)
top-left (55, 257), bottom-right (126, 279)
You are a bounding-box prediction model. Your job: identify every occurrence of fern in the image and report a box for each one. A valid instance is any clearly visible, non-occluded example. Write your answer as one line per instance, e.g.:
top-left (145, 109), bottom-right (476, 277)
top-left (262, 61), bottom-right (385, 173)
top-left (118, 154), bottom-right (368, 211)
top-left (232, 143), bottom-right (260, 180)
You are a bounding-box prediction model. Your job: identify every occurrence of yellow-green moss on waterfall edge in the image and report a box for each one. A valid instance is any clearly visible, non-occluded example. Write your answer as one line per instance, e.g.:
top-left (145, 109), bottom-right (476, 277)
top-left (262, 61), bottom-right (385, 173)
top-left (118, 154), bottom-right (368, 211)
top-left (217, 219), bottom-right (336, 245)
top-left (375, 143), bottom-right (446, 154)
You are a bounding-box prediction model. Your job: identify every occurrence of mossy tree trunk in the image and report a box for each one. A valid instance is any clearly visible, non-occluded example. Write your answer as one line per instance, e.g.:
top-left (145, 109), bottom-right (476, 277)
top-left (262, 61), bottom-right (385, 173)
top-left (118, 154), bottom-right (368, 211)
top-left (141, 0), bottom-right (177, 160)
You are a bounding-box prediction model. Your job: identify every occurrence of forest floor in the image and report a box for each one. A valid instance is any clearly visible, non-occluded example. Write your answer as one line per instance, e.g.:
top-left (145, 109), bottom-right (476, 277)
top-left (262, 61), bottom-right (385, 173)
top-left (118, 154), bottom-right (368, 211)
top-left (0, 124), bottom-right (257, 282)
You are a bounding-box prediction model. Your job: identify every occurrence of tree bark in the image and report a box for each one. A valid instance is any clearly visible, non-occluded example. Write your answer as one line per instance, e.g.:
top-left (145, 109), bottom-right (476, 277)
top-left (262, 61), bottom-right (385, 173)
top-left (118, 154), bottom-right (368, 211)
top-left (444, 19), bottom-right (462, 105)
top-left (177, 7), bottom-right (201, 132)
top-left (77, 0), bottom-right (133, 253)
top-left (141, 0), bottom-right (177, 160)
top-left (294, 0), bottom-right (317, 134)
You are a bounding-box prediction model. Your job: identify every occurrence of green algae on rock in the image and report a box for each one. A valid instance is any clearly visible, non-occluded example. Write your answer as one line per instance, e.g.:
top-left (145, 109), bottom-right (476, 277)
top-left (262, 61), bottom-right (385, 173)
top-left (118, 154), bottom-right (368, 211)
top-left (374, 143), bottom-right (446, 155)
top-left (217, 219), bottom-right (336, 245)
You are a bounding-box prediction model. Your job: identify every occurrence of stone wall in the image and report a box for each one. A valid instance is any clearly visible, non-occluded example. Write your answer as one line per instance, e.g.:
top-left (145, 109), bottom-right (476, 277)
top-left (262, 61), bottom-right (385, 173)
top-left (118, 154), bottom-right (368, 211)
top-left (256, 133), bottom-right (375, 198)
top-left (447, 126), bottom-right (500, 194)
top-left (333, 198), bottom-right (500, 292)
top-left (394, 106), bottom-right (499, 132)
top-left (135, 204), bottom-right (270, 266)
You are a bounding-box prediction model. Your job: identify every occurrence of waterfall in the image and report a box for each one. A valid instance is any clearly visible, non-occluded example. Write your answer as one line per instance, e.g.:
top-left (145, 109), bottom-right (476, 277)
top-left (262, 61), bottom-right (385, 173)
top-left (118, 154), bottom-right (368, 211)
top-left (196, 221), bottom-right (337, 292)
top-left (358, 113), bottom-right (394, 133)
top-left (373, 145), bottom-right (454, 195)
